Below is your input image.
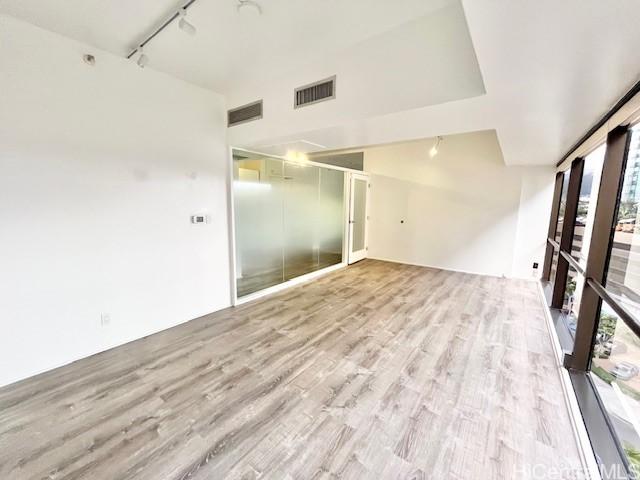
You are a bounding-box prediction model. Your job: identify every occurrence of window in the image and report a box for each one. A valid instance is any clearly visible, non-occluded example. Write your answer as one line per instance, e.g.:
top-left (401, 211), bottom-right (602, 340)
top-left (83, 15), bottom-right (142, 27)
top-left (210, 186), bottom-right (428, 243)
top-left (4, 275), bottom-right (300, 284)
top-left (560, 265), bottom-right (584, 343)
top-left (605, 126), bottom-right (640, 317)
top-left (572, 144), bottom-right (606, 267)
top-left (556, 170), bottom-right (570, 243)
top-left (590, 300), bottom-right (640, 476)
top-left (550, 249), bottom-right (559, 285)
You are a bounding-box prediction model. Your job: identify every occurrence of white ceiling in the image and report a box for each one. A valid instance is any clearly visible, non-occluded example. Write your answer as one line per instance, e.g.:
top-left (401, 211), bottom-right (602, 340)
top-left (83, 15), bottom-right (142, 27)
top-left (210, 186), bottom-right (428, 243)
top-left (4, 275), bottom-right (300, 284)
top-left (0, 0), bottom-right (454, 94)
top-left (2, 0), bottom-right (640, 166)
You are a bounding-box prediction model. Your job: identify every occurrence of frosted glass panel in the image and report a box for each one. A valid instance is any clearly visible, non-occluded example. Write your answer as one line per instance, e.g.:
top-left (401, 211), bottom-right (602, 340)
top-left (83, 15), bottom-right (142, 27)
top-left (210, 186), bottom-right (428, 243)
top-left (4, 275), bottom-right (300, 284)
top-left (233, 155), bottom-right (284, 297)
top-left (318, 169), bottom-right (345, 267)
top-left (352, 178), bottom-right (367, 251)
top-left (283, 163), bottom-right (320, 281)
top-left (233, 150), bottom-right (344, 297)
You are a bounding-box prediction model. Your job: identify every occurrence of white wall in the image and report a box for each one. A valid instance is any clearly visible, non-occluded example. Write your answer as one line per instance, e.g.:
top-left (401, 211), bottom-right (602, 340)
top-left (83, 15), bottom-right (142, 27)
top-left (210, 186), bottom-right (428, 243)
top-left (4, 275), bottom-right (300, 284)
top-left (511, 168), bottom-right (556, 278)
top-left (363, 131), bottom-right (554, 278)
top-left (0, 16), bottom-right (231, 387)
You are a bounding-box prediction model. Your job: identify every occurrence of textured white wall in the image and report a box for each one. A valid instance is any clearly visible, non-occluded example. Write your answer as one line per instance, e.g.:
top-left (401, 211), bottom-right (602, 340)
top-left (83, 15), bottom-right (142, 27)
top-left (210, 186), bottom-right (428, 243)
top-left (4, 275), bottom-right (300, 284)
top-left (363, 131), bottom-right (554, 278)
top-left (0, 16), bottom-right (231, 387)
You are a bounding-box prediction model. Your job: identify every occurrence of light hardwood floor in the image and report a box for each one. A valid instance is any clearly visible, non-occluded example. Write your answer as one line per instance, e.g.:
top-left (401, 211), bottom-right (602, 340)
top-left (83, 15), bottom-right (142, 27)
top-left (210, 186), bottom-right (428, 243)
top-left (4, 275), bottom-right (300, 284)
top-left (0, 260), bottom-right (584, 479)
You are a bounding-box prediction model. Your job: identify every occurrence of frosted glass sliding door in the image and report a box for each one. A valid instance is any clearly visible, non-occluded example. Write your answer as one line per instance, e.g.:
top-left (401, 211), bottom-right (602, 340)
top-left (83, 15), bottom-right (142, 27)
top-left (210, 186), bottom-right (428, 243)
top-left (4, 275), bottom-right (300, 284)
top-left (233, 150), bottom-right (345, 297)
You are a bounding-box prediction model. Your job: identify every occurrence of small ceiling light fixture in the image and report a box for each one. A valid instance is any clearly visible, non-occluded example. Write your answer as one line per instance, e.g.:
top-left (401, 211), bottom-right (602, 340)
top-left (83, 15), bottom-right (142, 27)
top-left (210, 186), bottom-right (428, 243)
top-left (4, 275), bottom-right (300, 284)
top-left (237, 0), bottom-right (262, 16)
top-left (429, 136), bottom-right (443, 158)
top-left (82, 54), bottom-right (96, 66)
top-left (178, 8), bottom-right (197, 35)
top-left (136, 46), bottom-right (149, 68)
top-left (285, 151), bottom-right (308, 164)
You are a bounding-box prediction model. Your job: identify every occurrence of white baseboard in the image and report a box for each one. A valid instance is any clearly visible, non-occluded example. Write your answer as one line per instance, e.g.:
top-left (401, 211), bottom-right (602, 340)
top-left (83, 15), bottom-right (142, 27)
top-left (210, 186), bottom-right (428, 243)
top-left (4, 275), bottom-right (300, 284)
top-left (367, 256), bottom-right (518, 279)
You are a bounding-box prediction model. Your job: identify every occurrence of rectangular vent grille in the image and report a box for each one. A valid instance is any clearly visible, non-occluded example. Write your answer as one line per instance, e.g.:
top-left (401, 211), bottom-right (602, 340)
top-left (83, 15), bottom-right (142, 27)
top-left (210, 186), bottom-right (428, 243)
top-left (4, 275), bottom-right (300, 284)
top-left (294, 76), bottom-right (336, 108)
top-left (228, 100), bottom-right (263, 127)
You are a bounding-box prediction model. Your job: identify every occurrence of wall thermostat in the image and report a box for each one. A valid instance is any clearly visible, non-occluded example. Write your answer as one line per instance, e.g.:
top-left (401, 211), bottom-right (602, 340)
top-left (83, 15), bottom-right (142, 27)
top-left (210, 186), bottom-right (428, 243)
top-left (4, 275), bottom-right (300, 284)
top-left (191, 215), bottom-right (208, 224)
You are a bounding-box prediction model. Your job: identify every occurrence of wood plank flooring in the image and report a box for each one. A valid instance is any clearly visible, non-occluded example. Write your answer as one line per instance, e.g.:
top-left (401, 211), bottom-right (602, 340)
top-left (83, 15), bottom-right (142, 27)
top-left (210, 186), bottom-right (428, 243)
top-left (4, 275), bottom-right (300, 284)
top-left (0, 260), bottom-right (584, 479)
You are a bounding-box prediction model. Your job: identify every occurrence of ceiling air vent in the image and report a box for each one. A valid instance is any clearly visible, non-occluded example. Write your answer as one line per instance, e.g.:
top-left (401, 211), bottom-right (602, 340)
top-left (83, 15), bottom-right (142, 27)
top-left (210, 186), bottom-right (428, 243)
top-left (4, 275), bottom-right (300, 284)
top-left (294, 76), bottom-right (336, 108)
top-left (227, 100), bottom-right (263, 127)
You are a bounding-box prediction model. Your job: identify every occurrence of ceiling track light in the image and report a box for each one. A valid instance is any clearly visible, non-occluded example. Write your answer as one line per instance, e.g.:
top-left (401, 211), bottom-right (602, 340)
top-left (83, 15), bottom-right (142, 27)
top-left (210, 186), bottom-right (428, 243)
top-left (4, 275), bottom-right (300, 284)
top-left (237, 0), bottom-right (262, 16)
top-left (429, 136), bottom-right (443, 158)
top-left (126, 0), bottom-right (198, 64)
top-left (178, 8), bottom-right (197, 36)
top-left (136, 46), bottom-right (149, 68)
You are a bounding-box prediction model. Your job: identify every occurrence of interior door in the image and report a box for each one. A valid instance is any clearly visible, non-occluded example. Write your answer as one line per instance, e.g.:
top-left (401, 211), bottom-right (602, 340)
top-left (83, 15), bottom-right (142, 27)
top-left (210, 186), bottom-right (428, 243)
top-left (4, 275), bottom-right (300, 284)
top-left (348, 173), bottom-right (370, 264)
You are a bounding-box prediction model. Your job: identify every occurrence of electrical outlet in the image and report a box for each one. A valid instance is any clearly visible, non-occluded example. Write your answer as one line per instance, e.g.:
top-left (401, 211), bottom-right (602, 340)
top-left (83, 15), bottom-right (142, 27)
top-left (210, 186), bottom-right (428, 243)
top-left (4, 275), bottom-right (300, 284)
top-left (101, 313), bottom-right (111, 327)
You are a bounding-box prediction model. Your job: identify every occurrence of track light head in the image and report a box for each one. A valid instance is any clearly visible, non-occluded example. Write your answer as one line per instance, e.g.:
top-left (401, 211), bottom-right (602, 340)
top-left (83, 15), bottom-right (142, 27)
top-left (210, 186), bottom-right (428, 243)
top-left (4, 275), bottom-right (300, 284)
top-left (136, 47), bottom-right (149, 68)
top-left (429, 136), bottom-right (443, 158)
top-left (178, 8), bottom-right (197, 35)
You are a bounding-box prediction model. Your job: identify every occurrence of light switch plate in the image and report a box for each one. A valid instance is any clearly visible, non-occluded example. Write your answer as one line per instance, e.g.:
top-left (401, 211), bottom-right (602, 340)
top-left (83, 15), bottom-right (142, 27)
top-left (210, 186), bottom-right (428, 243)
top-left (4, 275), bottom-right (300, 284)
top-left (191, 215), bottom-right (208, 224)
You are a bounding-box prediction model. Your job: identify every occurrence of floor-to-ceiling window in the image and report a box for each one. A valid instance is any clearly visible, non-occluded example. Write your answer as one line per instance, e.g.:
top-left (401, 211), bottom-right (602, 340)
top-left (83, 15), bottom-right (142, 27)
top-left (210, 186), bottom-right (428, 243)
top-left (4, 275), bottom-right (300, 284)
top-left (605, 126), bottom-right (640, 314)
top-left (556, 169), bottom-right (571, 243)
top-left (572, 144), bottom-right (606, 266)
top-left (542, 118), bottom-right (640, 477)
top-left (232, 149), bottom-right (346, 298)
top-left (551, 172), bottom-right (569, 288)
top-left (543, 172), bottom-right (565, 304)
top-left (591, 298), bottom-right (640, 475)
top-left (588, 126), bottom-right (640, 475)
